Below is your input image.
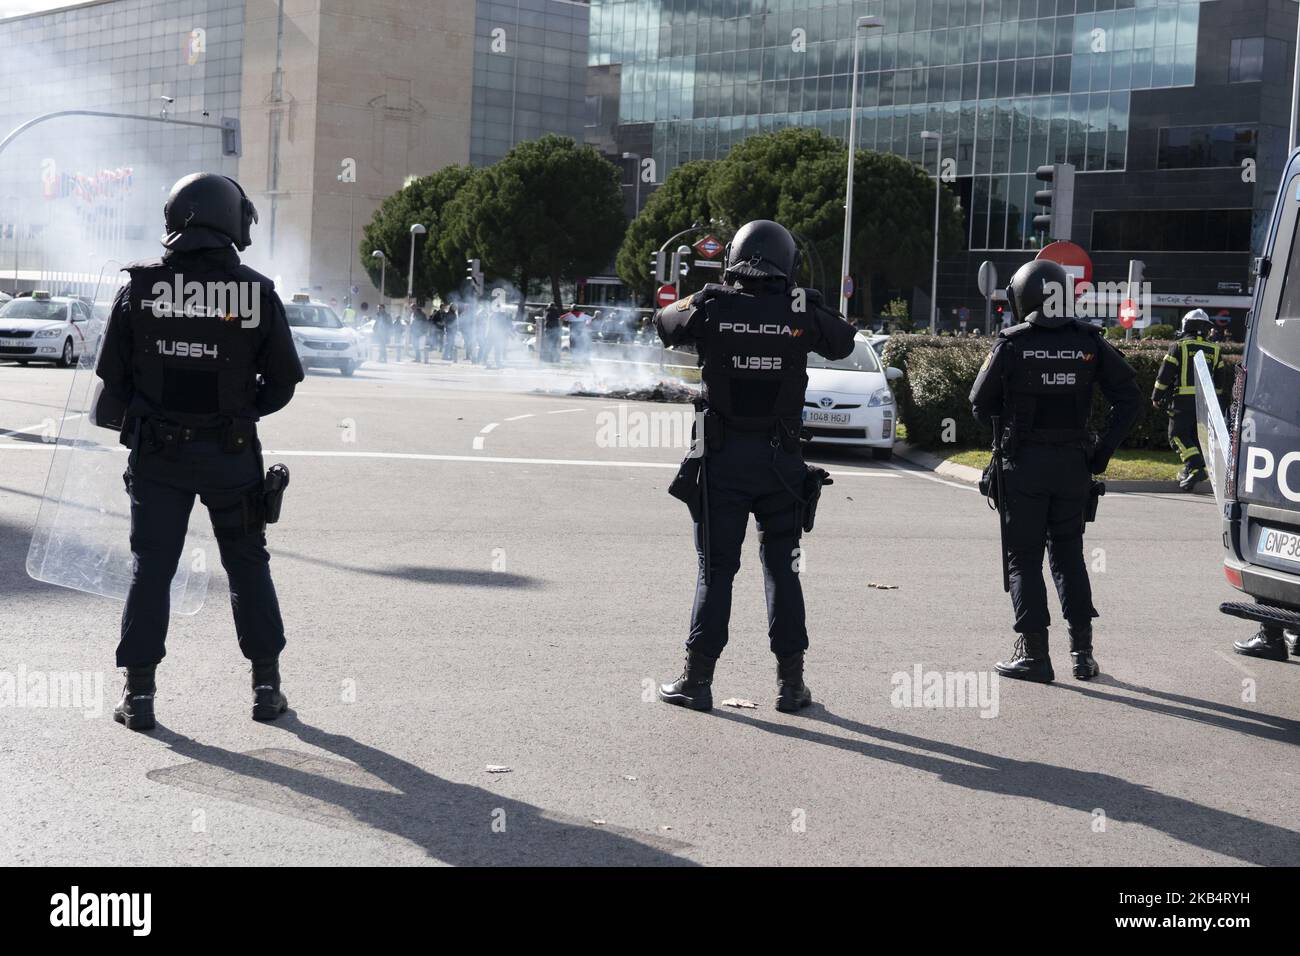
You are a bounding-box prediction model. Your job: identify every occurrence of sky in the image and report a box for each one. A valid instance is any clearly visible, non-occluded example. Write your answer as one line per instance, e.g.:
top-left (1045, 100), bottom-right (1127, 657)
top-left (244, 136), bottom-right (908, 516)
top-left (0, 0), bottom-right (81, 19)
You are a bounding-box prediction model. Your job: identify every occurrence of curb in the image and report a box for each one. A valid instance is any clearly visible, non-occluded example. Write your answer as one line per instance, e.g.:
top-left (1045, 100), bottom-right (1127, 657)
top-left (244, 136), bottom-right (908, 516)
top-left (893, 443), bottom-right (1205, 495)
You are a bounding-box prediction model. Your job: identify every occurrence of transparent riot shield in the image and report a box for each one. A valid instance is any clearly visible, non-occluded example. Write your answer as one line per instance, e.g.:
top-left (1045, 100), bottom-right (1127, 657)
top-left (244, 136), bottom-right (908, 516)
top-left (25, 292), bottom-right (211, 614)
top-left (1193, 349), bottom-right (1231, 509)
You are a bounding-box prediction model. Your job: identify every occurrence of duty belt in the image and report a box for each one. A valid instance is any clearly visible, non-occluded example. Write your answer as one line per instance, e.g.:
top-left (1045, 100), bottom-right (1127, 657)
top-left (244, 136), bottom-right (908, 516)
top-left (140, 416), bottom-right (254, 459)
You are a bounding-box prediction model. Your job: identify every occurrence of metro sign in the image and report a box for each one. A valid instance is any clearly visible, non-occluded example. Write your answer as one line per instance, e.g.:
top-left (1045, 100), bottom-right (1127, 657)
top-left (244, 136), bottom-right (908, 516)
top-left (694, 235), bottom-right (723, 259)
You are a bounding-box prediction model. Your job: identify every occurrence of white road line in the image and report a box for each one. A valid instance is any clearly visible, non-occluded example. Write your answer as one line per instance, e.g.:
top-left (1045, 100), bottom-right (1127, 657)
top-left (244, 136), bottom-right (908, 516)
top-left (547, 408), bottom-right (587, 415)
top-left (503, 414), bottom-right (534, 422)
top-left (0, 441), bottom-right (899, 477)
top-left (472, 437), bottom-right (486, 451)
top-left (0, 412), bottom-right (83, 440)
top-left (885, 461), bottom-right (978, 492)
top-left (480, 423), bottom-right (499, 434)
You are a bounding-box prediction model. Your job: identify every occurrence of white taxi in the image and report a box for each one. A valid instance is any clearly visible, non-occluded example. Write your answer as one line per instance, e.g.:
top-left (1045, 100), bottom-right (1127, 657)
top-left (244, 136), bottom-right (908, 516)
top-left (0, 291), bottom-right (102, 367)
top-left (284, 294), bottom-right (362, 376)
top-left (803, 332), bottom-right (903, 460)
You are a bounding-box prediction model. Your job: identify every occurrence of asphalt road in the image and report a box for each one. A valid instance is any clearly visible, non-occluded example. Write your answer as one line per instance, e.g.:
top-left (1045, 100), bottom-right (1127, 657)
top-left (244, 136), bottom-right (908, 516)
top-left (1, 351), bottom-right (1297, 867)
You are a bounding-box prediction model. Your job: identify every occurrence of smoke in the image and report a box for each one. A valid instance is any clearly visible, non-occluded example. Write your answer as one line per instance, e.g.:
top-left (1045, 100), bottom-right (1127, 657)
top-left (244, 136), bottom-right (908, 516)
top-left (0, 9), bottom-right (240, 304)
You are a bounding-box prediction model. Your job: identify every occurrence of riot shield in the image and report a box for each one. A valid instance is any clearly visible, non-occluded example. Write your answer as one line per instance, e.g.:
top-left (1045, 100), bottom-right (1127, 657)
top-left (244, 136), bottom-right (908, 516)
top-left (25, 295), bottom-right (211, 614)
top-left (1193, 349), bottom-right (1230, 509)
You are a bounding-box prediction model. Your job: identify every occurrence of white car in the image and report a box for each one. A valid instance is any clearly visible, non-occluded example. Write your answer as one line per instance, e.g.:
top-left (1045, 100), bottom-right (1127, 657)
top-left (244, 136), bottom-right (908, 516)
top-left (284, 295), bottom-right (362, 375)
top-left (0, 292), bottom-right (102, 367)
top-left (803, 332), bottom-right (903, 459)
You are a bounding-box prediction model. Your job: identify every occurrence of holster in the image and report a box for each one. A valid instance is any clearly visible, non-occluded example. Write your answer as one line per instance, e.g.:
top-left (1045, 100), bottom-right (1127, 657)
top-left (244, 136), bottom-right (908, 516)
top-left (668, 451), bottom-right (704, 523)
top-left (978, 458), bottom-right (998, 499)
top-left (1085, 479), bottom-right (1105, 524)
top-left (800, 465), bottom-right (834, 534)
top-left (262, 463), bottom-right (290, 525)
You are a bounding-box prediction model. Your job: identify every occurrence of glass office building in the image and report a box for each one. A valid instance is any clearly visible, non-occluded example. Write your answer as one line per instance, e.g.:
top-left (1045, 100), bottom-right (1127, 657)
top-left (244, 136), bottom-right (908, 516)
top-left (470, 0), bottom-right (593, 167)
top-left (590, 0), bottom-right (1204, 252)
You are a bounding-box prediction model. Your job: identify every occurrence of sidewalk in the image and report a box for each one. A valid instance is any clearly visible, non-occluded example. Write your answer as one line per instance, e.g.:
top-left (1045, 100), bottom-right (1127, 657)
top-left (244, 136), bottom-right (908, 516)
top-left (893, 442), bottom-right (1203, 494)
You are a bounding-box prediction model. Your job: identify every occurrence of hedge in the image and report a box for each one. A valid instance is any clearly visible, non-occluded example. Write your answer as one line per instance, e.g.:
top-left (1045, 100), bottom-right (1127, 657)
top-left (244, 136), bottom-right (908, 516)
top-left (880, 333), bottom-right (1242, 450)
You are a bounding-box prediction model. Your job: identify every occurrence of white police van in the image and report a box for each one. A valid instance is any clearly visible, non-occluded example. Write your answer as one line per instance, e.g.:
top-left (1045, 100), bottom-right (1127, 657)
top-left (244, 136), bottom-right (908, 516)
top-left (0, 291), bottom-right (101, 367)
top-left (284, 293), bottom-right (362, 376)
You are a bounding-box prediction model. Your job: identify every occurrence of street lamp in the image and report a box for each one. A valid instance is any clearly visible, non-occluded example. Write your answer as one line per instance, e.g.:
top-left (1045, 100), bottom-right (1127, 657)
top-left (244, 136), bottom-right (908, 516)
top-left (407, 223), bottom-right (426, 302)
top-left (371, 250), bottom-right (386, 307)
top-left (840, 15), bottom-right (885, 318)
top-left (621, 151), bottom-right (642, 213)
top-left (337, 169), bottom-right (356, 304)
top-left (920, 129), bottom-right (942, 335)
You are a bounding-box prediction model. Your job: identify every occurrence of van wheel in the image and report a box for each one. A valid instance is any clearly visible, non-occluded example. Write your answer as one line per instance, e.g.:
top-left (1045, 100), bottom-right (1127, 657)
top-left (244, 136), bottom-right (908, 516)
top-left (58, 338), bottom-right (75, 368)
top-left (871, 446), bottom-right (894, 461)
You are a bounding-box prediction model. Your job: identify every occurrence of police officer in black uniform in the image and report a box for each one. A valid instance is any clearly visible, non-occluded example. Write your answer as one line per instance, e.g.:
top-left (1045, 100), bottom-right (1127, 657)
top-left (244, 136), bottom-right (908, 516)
top-left (970, 259), bottom-right (1140, 683)
top-left (654, 220), bottom-right (857, 712)
top-left (95, 172), bottom-right (304, 730)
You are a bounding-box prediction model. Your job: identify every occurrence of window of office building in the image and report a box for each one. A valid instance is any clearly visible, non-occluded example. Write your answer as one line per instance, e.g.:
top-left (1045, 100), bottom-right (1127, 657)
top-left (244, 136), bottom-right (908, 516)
top-left (1158, 124), bottom-right (1258, 170)
top-left (1092, 208), bottom-right (1253, 252)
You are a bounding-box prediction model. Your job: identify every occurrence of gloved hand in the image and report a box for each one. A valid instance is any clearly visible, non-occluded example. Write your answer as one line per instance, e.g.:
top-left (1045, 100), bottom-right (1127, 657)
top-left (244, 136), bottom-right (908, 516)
top-left (1088, 446), bottom-right (1113, 476)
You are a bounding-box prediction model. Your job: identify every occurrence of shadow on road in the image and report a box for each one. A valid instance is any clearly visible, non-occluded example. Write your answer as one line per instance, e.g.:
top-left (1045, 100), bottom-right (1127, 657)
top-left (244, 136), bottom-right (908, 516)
top-left (149, 716), bottom-right (693, 866)
top-left (714, 705), bottom-right (1300, 865)
top-left (275, 548), bottom-right (544, 590)
top-left (1055, 674), bottom-right (1300, 746)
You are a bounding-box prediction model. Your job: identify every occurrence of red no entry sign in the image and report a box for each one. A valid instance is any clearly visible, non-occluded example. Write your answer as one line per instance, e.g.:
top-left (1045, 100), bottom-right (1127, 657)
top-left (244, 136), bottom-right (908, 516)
top-left (1036, 240), bottom-right (1093, 296)
top-left (656, 284), bottom-right (679, 307)
top-left (1119, 299), bottom-right (1138, 328)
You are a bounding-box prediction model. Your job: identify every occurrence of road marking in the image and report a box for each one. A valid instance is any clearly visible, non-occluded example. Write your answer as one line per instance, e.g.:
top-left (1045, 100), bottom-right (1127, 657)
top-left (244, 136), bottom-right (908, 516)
top-left (885, 461), bottom-right (977, 492)
top-left (1213, 648), bottom-right (1256, 679)
top-left (503, 414), bottom-right (534, 422)
top-left (547, 408), bottom-right (586, 415)
top-left (0, 412), bottom-right (83, 440)
top-left (472, 437), bottom-right (485, 450)
top-left (480, 423), bottom-right (499, 434)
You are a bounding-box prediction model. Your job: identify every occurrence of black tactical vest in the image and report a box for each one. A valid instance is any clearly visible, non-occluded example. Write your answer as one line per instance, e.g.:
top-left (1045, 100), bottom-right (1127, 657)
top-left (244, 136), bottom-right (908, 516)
top-left (697, 283), bottom-right (810, 430)
top-left (125, 258), bottom-right (265, 426)
top-left (1000, 319), bottom-right (1101, 445)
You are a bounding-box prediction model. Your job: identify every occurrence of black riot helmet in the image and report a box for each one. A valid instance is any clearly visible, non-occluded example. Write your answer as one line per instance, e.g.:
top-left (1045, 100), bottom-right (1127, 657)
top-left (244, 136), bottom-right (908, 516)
top-left (1007, 259), bottom-right (1072, 329)
top-left (162, 172), bottom-right (259, 251)
top-left (723, 219), bottom-right (800, 283)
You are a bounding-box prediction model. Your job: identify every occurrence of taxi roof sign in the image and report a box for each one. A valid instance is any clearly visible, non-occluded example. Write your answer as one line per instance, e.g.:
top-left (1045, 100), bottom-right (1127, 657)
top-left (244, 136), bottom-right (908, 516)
top-left (32, 290), bottom-right (51, 299)
top-left (291, 293), bottom-right (311, 303)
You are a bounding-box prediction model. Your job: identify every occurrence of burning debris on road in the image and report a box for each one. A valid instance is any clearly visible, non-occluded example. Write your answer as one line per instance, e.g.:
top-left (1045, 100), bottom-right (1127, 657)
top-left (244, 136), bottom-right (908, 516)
top-left (565, 379), bottom-right (701, 404)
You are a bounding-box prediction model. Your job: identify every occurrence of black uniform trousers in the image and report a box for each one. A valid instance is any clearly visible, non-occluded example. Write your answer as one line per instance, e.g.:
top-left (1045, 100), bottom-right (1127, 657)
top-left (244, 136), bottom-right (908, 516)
top-left (1167, 397), bottom-right (1203, 471)
top-left (1003, 442), bottom-right (1098, 636)
top-left (688, 429), bottom-right (808, 659)
top-left (116, 437), bottom-right (286, 667)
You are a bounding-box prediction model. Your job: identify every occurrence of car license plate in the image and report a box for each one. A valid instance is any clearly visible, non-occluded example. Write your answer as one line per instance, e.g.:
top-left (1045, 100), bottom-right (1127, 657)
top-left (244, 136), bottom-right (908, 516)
top-left (0, 339), bottom-right (20, 348)
top-left (804, 410), bottom-right (850, 425)
top-left (1257, 526), bottom-right (1300, 565)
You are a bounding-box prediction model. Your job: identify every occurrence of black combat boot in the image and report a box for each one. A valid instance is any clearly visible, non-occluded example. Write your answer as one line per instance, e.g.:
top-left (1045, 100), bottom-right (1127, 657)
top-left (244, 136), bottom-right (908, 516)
top-left (995, 632), bottom-right (1054, 683)
top-left (658, 650), bottom-right (716, 711)
top-left (1287, 631), bottom-right (1300, 657)
top-left (251, 657), bottom-right (289, 721)
top-left (1233, 628), bottom-right (1289, 662)
top-left (1068, 625), bottom-right (1099, 680)
top-left (113, 666), bottom-right (156, 731)
top-left (775, 652), bottom-right (813, 712)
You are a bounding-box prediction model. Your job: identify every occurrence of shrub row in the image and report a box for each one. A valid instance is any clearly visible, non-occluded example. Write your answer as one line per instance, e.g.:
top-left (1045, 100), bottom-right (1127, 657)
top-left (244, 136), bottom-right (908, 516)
top-left (879, 333), bottom-right (1241, 450)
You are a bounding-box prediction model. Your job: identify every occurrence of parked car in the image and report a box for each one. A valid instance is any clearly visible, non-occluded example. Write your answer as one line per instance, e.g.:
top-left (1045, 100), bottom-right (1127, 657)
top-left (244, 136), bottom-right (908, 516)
top-left (803, 332), bottom-right (903, 460)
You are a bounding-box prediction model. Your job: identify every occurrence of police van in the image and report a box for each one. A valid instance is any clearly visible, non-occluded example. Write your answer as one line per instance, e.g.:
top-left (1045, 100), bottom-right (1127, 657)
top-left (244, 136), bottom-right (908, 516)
top-left (284, 293), bottom-right (362, 376)
top-left (0, 291), bottom-right (102, 367)
top-left (1214, 148), bottom-right (1300, 650)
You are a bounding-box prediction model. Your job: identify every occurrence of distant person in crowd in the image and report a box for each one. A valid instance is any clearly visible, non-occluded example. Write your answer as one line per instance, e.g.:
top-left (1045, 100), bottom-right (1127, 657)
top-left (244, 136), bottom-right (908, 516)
top-left (374, 302), bottom-right (393, 363)
top-left (409, 299), bottom-right (431, 363)
top-left (442, 303), bottom-right (459, 361)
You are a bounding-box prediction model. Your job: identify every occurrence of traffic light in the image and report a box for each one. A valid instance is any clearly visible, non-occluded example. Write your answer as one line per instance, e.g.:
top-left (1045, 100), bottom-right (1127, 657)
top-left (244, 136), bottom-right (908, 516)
top-left (1032, 163), bottom-right (1075, 241)
top-left (466, 258), bottom-right (484, 296)
top-left (650, 250), bottom-right (667, 284)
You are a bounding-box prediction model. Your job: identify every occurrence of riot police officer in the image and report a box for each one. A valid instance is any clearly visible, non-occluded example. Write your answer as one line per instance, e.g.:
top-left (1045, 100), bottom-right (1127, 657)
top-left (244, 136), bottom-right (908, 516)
top-left (95, 172), bottom-right (304, 730)
top-left (654, 220), bottom-right (856, 712)
top-left (1151, 308), bottom-right (1227, 492)
top-left (970, 259), bottom-right (1140, 683)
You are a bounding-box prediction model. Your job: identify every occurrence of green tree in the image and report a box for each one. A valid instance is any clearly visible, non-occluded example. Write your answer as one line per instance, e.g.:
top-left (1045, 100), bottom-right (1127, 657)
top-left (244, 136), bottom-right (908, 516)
top-left (622, 127), bottom-right (964, 316)
top-left (360, 165), bottom-right (475, 302)
top-left (440, 134), bottom-right (625, 311)
top-left (614, 159), bottom-right (718, 294)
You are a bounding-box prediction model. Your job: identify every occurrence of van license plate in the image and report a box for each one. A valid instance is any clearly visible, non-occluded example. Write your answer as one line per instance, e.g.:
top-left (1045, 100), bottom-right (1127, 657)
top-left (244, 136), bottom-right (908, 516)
top-left (1257, 526), bottom-right (1300, 564)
